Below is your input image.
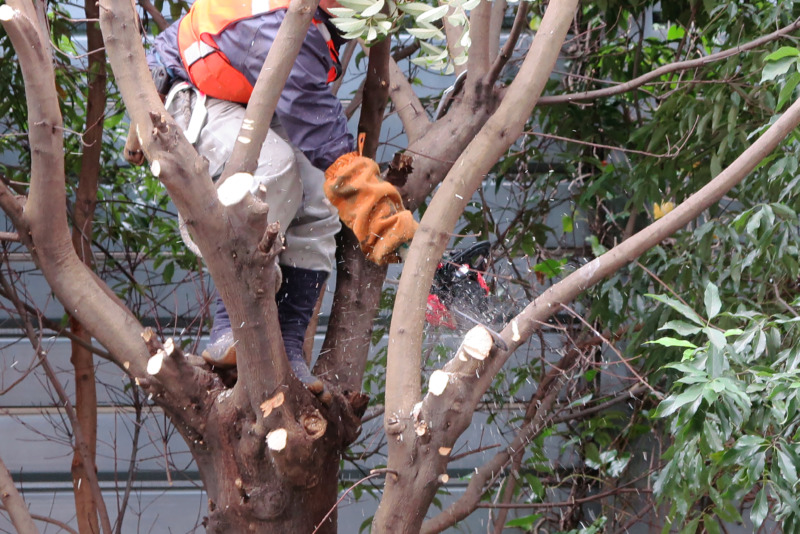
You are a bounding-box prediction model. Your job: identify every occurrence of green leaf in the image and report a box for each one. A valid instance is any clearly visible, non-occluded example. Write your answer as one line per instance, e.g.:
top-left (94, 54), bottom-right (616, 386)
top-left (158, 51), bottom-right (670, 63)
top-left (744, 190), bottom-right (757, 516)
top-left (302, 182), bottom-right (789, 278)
top-left (750, 487), bottom-right (768, 530)
top-left (777, 71), bottom-right (800, 111)
top-left (415, 4), bottom-right (449, 24)
top-left (533, 258), bottom-right (567, 278)
top-left (660, 320), bottom-right (703, 336)
top-left (562, 214), bottom-right (574, 233)
top-left (667, 25), bottom-right (685, 41)
top-left (361, 0), bottom-right (384, 18)
top-left (765, 46), bottom-right (800, 62)
top-left (777, 447), bottom-right (798, 486)
top-left (704, 282), bottom-right (721, 319)
top-left (705, 328), bottom-right (726, 351)
top-left (646, 337), bottom-right (698, 349)
top-left (646, 294), bottom-right (705, 325)
top-left (762, 56), bottom-right (798, 83)
top-left (505, 513), bottom-right (543, 528)
top-left (397, 1), bottom-right (430, 15)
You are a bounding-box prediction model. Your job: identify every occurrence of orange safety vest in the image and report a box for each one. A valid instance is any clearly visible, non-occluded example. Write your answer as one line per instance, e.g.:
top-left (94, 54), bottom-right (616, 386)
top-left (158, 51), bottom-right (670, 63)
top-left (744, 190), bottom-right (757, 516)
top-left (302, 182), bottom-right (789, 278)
top-left (177, 0), bottom-right (342, 104)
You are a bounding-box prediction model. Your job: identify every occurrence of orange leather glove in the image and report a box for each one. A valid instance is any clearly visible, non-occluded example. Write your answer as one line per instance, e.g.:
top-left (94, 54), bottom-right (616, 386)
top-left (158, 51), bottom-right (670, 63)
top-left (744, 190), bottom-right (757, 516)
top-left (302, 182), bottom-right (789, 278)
top-left (325, 148), bottom-right (417, 266)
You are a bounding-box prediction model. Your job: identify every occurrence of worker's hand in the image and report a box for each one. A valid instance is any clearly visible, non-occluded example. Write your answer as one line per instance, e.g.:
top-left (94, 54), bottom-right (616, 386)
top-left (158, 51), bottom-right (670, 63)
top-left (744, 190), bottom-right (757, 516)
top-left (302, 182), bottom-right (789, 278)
top-left (325, 152), bottom-right (417, 265)
top-left (124, 123), bottom-right (145, 166)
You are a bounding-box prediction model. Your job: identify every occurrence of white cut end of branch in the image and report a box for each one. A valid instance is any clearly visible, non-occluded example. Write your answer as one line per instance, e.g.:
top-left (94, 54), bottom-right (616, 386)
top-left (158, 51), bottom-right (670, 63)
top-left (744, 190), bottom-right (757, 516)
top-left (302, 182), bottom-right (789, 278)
top-left (217, 173), bottom-right (255, 206)
top-left (459, 325), bottom-right (493, 360)
top-left (0, 5), bottom-right (17, 20)
top-left (411, 401), bottom-right (423, 420)
top-left (150, 160), bottom-right (161, 177)
top-left (439, 447), bottom-right (452, 456)
top-left (438, 474), bottom-right (450, 484)
top-left (511, 319), bottom-right (520, 342)
top-left (123, 361), bottom-right (130, 370)
top-left (267, 428), bottom-right (288, 451)
top-left (415, 421), bottom-right (428, 436)
top-left (146, 350), bottom-right (165, 375)
top-left (237, 136), bottom-right (252, 144)
top-left (429, 370), bottom-right (450, 396)
top-left (163, 338), bottom-right (175, 356)
top-left (242, 119), bottom-right (255, 131)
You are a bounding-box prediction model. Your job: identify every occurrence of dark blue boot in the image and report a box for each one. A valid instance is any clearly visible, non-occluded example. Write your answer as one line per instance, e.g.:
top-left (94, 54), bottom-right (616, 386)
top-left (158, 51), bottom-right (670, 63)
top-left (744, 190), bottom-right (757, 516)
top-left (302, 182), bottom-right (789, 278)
top-left (202, 293), bottom-right (238, 367)
top-left (276, 265), bottom-right (327, 394)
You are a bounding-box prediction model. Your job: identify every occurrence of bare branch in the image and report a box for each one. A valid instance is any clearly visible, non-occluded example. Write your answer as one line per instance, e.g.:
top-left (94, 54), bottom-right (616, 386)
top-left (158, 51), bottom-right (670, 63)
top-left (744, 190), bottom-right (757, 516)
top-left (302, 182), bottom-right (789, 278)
top-left (487, 0), bottom-right (506, 64)
top-left (538, 17), bottom-right (800, 106)
top-left (486, 0), bottom-right (528, 85)
top-left (386, 0), bottom-right (577, 422)
top-left (137, 0), bottom-right (168, 31)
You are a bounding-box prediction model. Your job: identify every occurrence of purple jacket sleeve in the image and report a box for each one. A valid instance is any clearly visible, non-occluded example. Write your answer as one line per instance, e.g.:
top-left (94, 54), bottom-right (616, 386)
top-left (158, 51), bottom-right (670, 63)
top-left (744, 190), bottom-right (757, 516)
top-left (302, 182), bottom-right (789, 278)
top-left (146, 22), bottom-right (190, 81)
top-left (216, 11), bottom-right (354, 170)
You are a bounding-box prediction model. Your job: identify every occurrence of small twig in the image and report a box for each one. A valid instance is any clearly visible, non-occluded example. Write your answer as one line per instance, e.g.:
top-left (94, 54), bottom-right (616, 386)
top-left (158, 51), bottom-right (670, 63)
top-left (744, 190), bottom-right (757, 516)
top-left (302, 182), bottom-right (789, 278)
top-left (525, 118), bottom-right (697, 159)
top-left (559, 304), bottom-right (663, 400)
top-left (137, 0), bottom-right (168, 31)
top-left (312, 469), bottom-right (399, 534)
top-left (448, 443), bottom-right (501, 463)
top-left (475, 487), bottom-right (652, 509)
top-left (773, 282), bottom-right (799, 318)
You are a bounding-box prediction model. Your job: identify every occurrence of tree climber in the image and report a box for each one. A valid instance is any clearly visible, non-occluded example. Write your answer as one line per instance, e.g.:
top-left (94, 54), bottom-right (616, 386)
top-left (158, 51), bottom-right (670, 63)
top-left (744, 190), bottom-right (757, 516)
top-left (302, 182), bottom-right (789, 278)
top-left (131, 0), bottom-right (418, 395)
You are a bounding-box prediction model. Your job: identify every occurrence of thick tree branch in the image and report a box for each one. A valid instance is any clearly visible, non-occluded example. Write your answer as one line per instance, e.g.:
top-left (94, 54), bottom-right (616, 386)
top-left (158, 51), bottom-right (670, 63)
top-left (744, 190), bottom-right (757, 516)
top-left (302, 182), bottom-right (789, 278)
top-left (421, 349), bottom-right (581, 533)
top-left (464, 0), bottom-right (491, 104)
top-left (0, 456), bottom-right (39, 534)
top-left (69, 1), bottom-right (106, 527)
top-left (385, 0), bottom-right (577, 422)
top-left (2, 0), bottom-right (152, 388)
top-left (487, 0), bottom-right (506, 64)
top-left (388, 57), bottom-right (429, 144)
top-left (219, 0), bottom-right (319, 182)
top-left (316, 32), bottom-right (392, 391)
top-left (359, 36), bottom-right (391, 157)
top-left (538, 17), bottom-right (800, 106)
top-left (486, 0), bottom-right (528, 86)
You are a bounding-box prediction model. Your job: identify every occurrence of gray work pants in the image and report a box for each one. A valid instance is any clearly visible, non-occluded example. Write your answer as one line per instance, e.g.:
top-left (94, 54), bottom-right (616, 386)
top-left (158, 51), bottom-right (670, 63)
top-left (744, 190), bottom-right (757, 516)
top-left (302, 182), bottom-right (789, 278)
top-left (166, 84), bottom-right (340, 273)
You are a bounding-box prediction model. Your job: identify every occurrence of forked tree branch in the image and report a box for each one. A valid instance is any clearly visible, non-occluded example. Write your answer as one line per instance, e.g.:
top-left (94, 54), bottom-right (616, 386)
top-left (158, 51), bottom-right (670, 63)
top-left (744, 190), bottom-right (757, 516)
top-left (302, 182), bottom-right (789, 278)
top-left (1, 0), bottom-right (152, 387)
top-left (385, 0), bottom-right (578, 420)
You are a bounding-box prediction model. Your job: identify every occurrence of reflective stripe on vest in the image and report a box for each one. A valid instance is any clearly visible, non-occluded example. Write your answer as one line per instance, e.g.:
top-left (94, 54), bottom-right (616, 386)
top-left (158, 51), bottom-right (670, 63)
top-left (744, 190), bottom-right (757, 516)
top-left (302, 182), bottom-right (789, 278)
top-left (177, 0), bottom-right (341, 104)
